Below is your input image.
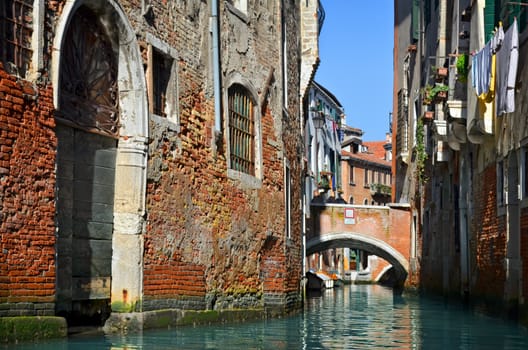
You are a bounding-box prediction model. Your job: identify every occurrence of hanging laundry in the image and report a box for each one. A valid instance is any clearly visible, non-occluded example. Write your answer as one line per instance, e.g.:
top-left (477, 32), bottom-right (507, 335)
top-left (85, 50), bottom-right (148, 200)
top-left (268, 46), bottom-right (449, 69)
top-left (471, 26), bottom-right (504, 97)
top-left (472, 42), bottom-right (492, 96)
top-left (496, 18), bottom-right (518, 116)
top-left (472, 25), bottom-right (503, 134)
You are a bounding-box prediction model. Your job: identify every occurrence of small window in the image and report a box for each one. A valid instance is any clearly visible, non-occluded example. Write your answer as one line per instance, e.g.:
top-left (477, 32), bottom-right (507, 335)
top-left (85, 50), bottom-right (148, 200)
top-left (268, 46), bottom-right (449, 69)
top-left (146, 34), bottom-right (179, 125)
top-left (349, 164), bottom-right (355, 184)
top-left (364, 169), bottom-right (369, 186)
top-left (363, 199), bottom-right (368, 205)
top-left (0, 0), bottom-right (33, 77)
top-left (152, 49), bottom-right (171, 117)
top-left (497, 160), bottom-right (505, 206)
top-left (349, 196), bottom-right (354, 204)
top-left (229, 84), bottom-right (255, 175)
top-left (523, 147), bottom-right (528, 199)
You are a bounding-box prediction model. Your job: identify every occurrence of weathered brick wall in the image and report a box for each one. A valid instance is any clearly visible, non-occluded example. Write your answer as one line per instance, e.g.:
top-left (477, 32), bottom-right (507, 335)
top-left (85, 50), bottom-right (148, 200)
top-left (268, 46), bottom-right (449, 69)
top-left (132, 0), bottom-right (302, 311)
top-left (1, 0), bottom-right (305, 319)
top-left (0, 65), bottom-right (57, 316)
top-left (470, 164), bottom-right (507, 299)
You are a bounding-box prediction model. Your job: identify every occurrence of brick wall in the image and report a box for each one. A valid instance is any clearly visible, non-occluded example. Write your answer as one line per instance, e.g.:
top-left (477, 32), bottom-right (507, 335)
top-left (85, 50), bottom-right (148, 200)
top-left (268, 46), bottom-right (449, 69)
top-left (139, 0), bottom-right (303, 311)
top-left (1, 0), bottom-right (305, 319)
top-left (470, 164), bottom-right (507, 299)
top-left (0, 65), bottom-right (57, 316)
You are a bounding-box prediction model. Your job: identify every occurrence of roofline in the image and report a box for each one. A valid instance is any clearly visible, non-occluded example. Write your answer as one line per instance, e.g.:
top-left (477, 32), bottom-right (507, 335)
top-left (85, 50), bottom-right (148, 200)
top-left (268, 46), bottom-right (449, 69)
top-left (312, 80), bottom-right (344, 109)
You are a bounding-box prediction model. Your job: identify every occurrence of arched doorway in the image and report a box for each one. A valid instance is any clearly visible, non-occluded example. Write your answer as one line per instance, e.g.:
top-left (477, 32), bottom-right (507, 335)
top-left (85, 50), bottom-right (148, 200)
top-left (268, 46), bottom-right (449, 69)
top-left (53, 0), bottom-right (148, 325)
top-left (55, 5), bottom-right (117, 325)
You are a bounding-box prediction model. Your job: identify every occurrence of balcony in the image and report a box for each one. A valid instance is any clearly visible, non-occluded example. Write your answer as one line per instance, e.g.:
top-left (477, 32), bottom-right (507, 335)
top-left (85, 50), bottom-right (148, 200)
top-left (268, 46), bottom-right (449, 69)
top-left (370, 183), bottom-right (391, 196)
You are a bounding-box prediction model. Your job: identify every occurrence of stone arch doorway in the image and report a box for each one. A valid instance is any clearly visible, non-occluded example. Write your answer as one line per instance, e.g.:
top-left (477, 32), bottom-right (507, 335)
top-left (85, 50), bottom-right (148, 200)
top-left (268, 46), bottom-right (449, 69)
top-left (53, 0), bottom-right (148, 325)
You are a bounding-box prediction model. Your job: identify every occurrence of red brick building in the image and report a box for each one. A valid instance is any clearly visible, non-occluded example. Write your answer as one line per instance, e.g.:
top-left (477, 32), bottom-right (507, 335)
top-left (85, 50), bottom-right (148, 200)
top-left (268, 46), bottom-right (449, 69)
top-left (341, 132), bottom-right (392, 206)
top-left (0, 0), bottom-right (322, 330)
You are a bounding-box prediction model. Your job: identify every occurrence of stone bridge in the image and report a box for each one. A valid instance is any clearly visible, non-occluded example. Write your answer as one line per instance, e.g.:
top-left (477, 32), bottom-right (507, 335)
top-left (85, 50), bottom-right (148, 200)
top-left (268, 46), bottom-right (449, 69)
top-left (306, 203), bottom-right (413, 287)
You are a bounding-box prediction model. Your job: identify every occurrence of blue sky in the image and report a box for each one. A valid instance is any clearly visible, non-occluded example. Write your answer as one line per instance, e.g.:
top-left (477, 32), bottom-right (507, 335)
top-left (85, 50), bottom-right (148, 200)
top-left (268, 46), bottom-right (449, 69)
top-left (315, 1), bottom-right (394, 141)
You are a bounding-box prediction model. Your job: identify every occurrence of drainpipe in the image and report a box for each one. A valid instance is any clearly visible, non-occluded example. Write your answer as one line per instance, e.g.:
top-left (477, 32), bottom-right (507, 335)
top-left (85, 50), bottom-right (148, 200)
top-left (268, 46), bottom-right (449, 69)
top-left (211, 0), bottom-right (221, 133)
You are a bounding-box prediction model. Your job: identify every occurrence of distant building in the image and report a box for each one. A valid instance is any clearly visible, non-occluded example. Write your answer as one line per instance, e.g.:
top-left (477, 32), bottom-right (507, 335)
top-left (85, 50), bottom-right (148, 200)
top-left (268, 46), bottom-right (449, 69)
top-left (341, 133), bottom-right (392, 206)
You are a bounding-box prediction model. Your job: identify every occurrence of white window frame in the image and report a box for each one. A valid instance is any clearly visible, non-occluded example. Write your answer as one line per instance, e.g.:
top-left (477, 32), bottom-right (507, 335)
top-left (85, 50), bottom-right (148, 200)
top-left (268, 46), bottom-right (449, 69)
top-left (146, 33), bottom-right (180, 129)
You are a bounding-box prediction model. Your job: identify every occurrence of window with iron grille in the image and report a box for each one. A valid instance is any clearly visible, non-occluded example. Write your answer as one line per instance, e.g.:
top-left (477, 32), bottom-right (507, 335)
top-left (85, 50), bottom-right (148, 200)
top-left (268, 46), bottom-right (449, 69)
top-left (0, 0), bottom-right (33, 77)
top-left (396, 89), bottom-right (409, 159)
top-left (229, 85), bottom-right (255, 175)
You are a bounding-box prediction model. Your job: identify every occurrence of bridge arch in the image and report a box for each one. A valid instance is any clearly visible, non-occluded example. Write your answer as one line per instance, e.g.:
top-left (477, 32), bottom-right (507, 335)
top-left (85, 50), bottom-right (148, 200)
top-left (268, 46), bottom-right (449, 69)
top-left (306, 232), bottom-right (409, 287)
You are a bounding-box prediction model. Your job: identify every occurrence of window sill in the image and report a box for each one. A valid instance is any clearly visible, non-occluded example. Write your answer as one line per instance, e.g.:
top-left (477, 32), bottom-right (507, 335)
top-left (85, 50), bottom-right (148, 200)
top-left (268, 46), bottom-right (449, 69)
top-left (150, 113), bottom-right (180, 133)
top-left (228, 169), bottom-right (262, 189)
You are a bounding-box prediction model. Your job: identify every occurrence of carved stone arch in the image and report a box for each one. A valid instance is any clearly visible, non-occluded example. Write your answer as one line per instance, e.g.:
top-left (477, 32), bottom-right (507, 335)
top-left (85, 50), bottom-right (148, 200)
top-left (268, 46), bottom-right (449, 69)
top-left (52, 0), bottom-right (148, 319)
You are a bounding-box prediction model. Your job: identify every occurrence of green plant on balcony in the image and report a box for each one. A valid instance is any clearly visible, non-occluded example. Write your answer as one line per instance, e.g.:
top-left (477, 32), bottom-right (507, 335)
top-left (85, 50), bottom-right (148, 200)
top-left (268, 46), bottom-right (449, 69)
top-left (421, 84), bottom-right (449, 104)
top-left (318, 174), bottom-right (330, 190)
top-left (456, 53), bottom-right (469, 83)
top-left (370, 183), bottom-right (391, 196)
top-left (415, 118), bottom-right (428, 183)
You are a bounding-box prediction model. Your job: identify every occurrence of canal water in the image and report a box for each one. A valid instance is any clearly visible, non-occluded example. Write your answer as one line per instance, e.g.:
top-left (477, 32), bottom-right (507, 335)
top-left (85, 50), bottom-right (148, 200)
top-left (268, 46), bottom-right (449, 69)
top-left (5, 284), bottom-right (528, 349)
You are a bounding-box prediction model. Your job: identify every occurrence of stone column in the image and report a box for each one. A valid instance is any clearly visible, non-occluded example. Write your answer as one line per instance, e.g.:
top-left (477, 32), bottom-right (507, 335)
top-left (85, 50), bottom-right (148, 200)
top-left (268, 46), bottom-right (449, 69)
top-left (111, 136), bottom-right (148, 312)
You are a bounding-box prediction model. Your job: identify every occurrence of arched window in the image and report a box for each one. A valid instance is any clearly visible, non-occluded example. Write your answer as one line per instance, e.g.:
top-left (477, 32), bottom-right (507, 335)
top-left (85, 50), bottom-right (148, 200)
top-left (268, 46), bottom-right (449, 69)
top-left (228, 84), bottom-right (255, 175)
top-left (363, 199), bottom-right (368, 205)
top-left (349, 196), bottom-right (354, 204)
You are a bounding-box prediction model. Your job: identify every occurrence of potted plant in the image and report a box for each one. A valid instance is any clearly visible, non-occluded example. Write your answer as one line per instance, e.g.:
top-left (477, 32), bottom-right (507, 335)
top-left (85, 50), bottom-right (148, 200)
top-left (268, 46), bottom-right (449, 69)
top-left (435, 66), bottom-right (448, 80)
top-left (456, 53), bottom-right (468, 83)
top-left (422, 110), bottom-right (434, 121)
top-left (422, 84), bottom-right (449, 104)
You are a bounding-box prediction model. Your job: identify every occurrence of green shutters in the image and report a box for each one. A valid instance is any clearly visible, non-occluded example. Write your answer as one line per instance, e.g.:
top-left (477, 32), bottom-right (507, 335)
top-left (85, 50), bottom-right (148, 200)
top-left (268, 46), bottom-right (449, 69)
top-left (485, 1), bottom-right (527, 38)
top-left (484, 0), bottom-right (497, 40)
top-left (412, 0), bottom-right (421, 42)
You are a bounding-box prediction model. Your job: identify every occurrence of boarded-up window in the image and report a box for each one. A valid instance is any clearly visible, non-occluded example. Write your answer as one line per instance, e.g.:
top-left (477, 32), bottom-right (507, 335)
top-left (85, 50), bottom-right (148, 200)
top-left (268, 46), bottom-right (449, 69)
top-left (0, 0), bottom-right (33, 77)
top-left (229, 85), bottom-right (255, 175)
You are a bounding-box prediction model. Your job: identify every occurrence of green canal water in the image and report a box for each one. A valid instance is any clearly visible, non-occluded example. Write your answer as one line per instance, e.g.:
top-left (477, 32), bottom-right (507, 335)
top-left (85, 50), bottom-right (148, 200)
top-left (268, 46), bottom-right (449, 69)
top-left (5, 284), bottom-right (528, 349)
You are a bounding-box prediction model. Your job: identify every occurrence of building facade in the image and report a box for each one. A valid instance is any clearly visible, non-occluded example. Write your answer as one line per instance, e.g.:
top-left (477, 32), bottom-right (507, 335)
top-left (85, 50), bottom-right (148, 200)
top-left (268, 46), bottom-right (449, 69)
top-left (0, 0), bottom-right (321, 331)
top-left (394, 0), bottom-right (528, 319)
top-left (341, 134), bottom-right (392, 206)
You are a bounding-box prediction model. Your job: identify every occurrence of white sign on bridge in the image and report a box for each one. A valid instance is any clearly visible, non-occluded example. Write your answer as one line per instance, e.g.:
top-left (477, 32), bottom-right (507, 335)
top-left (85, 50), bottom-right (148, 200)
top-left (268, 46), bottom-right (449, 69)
top-left (344, 208), bottom-right (355, 225)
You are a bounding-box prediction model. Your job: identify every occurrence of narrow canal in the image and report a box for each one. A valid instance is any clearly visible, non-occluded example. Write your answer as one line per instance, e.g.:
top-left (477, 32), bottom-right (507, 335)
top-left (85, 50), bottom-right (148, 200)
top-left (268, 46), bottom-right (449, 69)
top-left (6, 284), bottom-right (528, 349)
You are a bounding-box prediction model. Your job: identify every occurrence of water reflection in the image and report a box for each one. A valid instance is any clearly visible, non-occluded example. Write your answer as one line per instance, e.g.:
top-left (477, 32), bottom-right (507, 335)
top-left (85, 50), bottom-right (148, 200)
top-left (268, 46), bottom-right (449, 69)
top-left (5, 284), bottom-right (528, 349)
